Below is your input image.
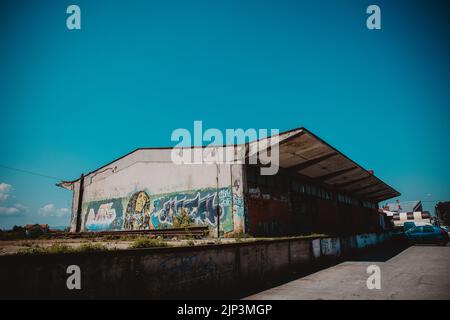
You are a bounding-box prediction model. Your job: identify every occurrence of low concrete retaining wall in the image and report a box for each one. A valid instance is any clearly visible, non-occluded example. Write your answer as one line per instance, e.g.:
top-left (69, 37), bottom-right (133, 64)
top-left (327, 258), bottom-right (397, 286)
top-left (0, 232), bottom-right (391, 299)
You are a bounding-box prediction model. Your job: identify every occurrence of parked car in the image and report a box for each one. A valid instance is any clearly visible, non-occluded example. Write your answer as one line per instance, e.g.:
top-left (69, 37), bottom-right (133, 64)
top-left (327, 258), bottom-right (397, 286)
top-left (403, 221), bottom-right (417, 232)
top-left (404, 225), bottom-right (449, 246)
top-left (402, 221), bottom-right (432, 232)
top-left (441, 225), bottom-right (450, 237)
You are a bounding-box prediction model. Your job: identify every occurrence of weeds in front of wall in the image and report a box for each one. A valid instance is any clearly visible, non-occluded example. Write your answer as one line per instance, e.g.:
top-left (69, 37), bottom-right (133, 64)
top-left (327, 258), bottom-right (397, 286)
top-left (234, 233), bottom-right (251, 241)
top-left (129, 237), bottom-right (168, 249)
top-left (16, 242), bottom-right (109, 255)
top-left (16, 246), bottom-right (47, 255)
top-left (19, 241), bottom-right (36, 247)
top-left (17, 243), bottom-right (73, 255)
top-left (182, 233), bottom-right (194, 240)
top-left (83, 233), bottom-right (99, 239)
top-left (77, 243), bottom-right (109, 252)
top-left (103, 235), bottom-right (120, 240)
top-left (186, 240), bottom-right (195, 246)
top-left (119, 235), bottom-right (136, 241)
top-left (172, 208), bottom-right (195, 228)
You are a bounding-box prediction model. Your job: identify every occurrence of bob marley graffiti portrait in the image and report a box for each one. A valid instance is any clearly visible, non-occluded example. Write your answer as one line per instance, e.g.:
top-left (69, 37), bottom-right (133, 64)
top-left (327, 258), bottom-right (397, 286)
top-left (123, 191), bottom-right (154, 230)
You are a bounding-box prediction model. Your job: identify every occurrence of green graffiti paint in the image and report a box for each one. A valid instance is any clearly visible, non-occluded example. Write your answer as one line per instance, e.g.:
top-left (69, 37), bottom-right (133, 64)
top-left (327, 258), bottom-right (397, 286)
top-left (80, 186), bottom-right (244, 234)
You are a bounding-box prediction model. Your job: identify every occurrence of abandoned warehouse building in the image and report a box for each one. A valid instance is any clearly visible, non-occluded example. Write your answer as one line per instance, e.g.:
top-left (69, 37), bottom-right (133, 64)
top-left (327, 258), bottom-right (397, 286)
top-left (58, 127), bottom-right (400, 237)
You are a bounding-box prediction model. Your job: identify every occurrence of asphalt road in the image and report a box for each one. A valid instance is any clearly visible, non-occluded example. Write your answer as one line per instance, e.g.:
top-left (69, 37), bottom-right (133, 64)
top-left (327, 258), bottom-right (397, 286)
top-left (244, 244), bottom-right (450, 300)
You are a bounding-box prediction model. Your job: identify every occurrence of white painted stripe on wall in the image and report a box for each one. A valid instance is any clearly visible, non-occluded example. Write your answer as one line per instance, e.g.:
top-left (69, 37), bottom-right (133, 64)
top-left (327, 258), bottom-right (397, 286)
top-left (399, 212), bottom-right (407, 220)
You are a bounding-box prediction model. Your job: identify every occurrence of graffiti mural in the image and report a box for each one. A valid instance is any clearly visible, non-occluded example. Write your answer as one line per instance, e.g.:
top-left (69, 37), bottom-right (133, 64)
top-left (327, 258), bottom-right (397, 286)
top-left (83, 199), bottom-right (123, 231)
top-left (123, 191), bottom-right (152, 230)
top-left (150, 187), bottom-right (234, 232)
top-left (81, 187), bottom-right (239, 233)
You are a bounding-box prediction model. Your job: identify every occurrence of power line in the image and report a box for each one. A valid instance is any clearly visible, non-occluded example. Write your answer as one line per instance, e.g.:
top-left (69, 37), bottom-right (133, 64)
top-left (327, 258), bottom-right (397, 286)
top-left (381, 199), bottom-right (448, 203)
top-left (0, 164), bottom-right (63, 181)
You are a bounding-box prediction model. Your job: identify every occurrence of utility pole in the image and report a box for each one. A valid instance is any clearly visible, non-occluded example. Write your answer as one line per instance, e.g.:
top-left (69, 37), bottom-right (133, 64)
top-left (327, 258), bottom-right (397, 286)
top-left (216, 162), bottom-right (220, 238)
top-left (75, 173), bottom-right (84, 233)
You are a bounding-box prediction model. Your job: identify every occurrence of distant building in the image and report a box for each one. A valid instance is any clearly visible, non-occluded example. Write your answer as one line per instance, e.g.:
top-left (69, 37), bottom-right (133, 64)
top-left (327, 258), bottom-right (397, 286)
top-left (58, 127), bottom-right (400, 237)
top-left (381, 200), bottom-right (431, 228)
top-left (436, 201), bottom-right (450, 226)
top-left (24, 224), bottom-right (49, 236)
top-left (383, 200), bottom-right (423, 213)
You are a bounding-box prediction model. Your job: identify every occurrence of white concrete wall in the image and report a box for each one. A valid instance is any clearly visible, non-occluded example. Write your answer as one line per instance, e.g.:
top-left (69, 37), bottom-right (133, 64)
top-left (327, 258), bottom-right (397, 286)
top-left (82, 162), bottom-right (230, 203)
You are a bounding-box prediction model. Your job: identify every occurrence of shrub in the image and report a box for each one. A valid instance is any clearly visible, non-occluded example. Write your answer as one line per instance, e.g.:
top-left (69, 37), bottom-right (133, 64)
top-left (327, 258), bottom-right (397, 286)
top-left (119, 235), bottom-right (135, 241)
top-left (17, 243), bottom-right (74, 255)
top-left (172, 208), bottom-right (194, 228)
top-left (16, 242), bottom-right (109, 255)
top-left (17, 246), bottom-right (47, 255)
top-left (0, 230), bottom-right (27, 240)
top-left (129, 237), bottom-right (168, 249)
top-left (19, 241), bottom-right (35, 247)
top-left (77, 243), bottom-right (108, 252)
top-left (186, 240), bottom-right (195, 246)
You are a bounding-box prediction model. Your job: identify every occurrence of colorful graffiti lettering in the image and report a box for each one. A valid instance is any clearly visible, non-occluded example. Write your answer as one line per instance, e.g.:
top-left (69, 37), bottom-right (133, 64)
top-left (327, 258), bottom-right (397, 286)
top-left (152, 192), bottom-right (219, 225)
top-left (232, 195), bottom-right (244, 233)
top-left (152, 191), bottom-right (217, 226)
top-left (84, 200), bottom-right (123, 231)
top-left (82, 187), bottom-right (239, 233)
top-left (150, 188), bottom-right (233, 231)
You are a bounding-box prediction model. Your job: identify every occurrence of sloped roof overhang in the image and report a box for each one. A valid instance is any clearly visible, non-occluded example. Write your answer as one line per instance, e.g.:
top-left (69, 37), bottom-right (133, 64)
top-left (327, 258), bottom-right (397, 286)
top-left (265, 128), bottom-right (400, 202)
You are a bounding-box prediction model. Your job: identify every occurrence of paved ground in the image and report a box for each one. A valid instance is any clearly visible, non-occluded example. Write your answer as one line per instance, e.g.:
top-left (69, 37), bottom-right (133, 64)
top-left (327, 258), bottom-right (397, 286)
top-left (245, 244), bottom-right (450, 300)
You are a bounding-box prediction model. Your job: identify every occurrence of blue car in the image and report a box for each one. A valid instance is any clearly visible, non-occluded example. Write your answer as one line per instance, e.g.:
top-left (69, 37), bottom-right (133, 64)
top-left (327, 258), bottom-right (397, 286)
top-left (404, 225), bottom-right (449, 246)
top-left (441, 226), bottom-right (450, 237)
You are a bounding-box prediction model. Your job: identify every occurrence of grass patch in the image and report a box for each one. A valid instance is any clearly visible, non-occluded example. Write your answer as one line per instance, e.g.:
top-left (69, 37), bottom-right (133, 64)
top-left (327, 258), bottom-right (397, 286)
top-left (102, 235), bottom-right (119, 240)
top-left (19, 241), bottom-right (36, 247)
top-left (16, 242), bottom-right (110, 255)
top-left (16, 246), bottom-right (47, 255)
top-left (119, 235), bottom-right (138, 241)
top-left (129, 237), bottom-right (168, 249)
top-left (77, 243), bottom-right (108, 252)
top-left (186, 240), bottom-right (195, 246)
top-left (17, 243), bottom-right (73, 255)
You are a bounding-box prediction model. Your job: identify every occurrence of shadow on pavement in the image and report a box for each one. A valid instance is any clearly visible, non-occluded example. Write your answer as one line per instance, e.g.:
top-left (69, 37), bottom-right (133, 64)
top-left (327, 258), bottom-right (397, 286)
top-left (235, 242), bottom-right (410, 299)
top-left (347, 242), bottom-right (411, 262)
top-left (411, 243), bottom-right (450, 247)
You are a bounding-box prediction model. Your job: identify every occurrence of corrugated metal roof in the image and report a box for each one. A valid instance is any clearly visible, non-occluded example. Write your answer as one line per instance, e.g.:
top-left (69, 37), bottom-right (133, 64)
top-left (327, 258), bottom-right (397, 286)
top-left (262, 128), bottom-right (400, 202)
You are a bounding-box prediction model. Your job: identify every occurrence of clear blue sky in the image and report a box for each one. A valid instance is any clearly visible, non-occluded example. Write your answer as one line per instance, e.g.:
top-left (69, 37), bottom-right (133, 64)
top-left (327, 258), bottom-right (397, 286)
top-left (0, 0), bottom-right (449, 229)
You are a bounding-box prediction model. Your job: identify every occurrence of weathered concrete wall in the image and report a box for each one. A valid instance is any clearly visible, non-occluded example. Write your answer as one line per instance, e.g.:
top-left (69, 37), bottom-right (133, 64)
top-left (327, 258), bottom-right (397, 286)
top-left (231, 164), bottom-right (245, 234)
top-left (320, 237), bottom-right (341, 258)
top-left (0, 232), bottom-right (391, 299)
top-left (244, 165), bottom-right (383, 237)
top-left (69, 149), bottom-right (246, 236)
